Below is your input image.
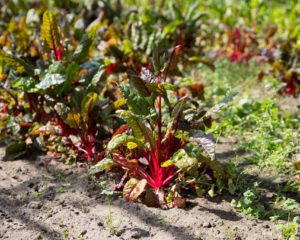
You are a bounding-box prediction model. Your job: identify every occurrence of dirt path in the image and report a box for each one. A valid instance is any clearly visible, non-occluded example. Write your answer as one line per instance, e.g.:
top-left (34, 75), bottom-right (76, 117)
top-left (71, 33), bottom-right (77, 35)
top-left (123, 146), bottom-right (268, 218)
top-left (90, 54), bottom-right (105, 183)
top-left (0, 146), bottom-right (285, 240)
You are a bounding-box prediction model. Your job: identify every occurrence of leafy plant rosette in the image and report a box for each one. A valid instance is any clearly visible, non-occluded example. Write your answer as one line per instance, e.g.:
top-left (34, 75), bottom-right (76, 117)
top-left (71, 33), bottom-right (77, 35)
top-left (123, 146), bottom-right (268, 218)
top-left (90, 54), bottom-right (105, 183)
top-left (90, 46), bottom-right (236, 208)
top-left (0, 10), bottom-right (118, 162)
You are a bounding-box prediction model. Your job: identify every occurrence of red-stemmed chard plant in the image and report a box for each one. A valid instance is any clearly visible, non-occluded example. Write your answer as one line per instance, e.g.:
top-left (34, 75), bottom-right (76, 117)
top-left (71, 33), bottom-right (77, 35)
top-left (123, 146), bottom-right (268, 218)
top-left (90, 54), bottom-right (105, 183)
top-left (91, 46), bottom-right (228, 208)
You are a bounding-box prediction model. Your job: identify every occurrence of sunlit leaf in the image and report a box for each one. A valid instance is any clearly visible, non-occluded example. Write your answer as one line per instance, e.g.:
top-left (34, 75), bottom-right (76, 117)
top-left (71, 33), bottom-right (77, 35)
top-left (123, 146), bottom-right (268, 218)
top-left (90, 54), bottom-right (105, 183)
top-left (117, 110), bottom-right (156, 150)
top-left (81, 92), bottom-right (98, 122)
top-left (107, 134), bottom-right (145, 152)
top-left (89, 157), bottom-right (114, 174)
top-left (41, 11), bottom-right (62, 58)
top-left (72, 30), bottom-right (96, 61)
top-left (0, 49), bottom-right (34, 76)
top-left (35, 73), bottom-right (66, 89)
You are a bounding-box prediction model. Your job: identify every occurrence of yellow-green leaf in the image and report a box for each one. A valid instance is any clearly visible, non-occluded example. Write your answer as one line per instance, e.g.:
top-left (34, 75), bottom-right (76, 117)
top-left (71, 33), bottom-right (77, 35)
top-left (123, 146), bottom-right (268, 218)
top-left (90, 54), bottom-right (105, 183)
top-left (66, 113), bottom-right (81, 128)
top-left (81, 92), bottom-right (98, 122)
top-left (161, 160), bottom-right (174, 167)
top-left (0, 49), bottom-right (34, 75)
top-left (127, 142), bottom-right (138, 149)
top-left (41, 11), bottom-right (61, 52)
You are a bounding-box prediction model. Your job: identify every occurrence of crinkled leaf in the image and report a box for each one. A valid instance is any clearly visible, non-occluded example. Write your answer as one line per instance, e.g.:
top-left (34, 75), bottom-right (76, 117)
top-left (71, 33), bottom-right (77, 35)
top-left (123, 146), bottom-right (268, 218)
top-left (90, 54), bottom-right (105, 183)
top-left (190, 130), bottom-right (215, 160)
top-left (127, 70), bottom-right (150, 97)
top-left (117, 110), bottom-right (156, 151)
top-left (35, 73), bottom-right (66, 89)
top-left (12, 77), bottom-right (35, 92)
top-left (146, 82), bottom-right (167, 96)
top-left (120, 84), bottom-right (152, 116)
top-left (54, 102), bottom-right (71, 120)
top-left (0, 49), bottom-right (34, 76)
top-left (107, 134), bottom-right (145, 152)
top-left (186, 143), bottom-right (224, 179)
top-left (48, 61), bottom-right (64, 74)
top-left (170, 149), bottom-right (199, 175)
top-left (72, 30), bottom-right (96, 61)
top-left (89, 157), bottom-right (114, 174)
top-left (31, 125), bottom-right (63, 135)
top-left (162, 99), bottom-right (185, 143)
top-left (4, 141), bottom-right (27, 161)
top-left (66, 113), bottom-right (81, 128)
top-left (41, 11), bottom-right (61, 53)
top-left (81, 92), bottom-right (98, 122)
top-left (90, 65), bottom-right (106, 86)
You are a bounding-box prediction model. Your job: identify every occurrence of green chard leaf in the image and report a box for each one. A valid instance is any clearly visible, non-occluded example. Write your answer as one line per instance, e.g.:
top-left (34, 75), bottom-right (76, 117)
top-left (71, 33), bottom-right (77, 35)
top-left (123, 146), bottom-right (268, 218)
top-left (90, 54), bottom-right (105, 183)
top-left (41, 11), bottom-right (62, 54)
top-left (72, 30), bottom-right (96, 62)
top-left (117, 110), bottom-right (156, 151)
top-left (88, 157), bottom-right (114, 174)
top-left (0, 49), bottom-right (34, 76)
top-left (35, 73), bottom-right (66, 89)
top-left (120, 84), bottom-right (152, 116)
top-left (4, 141), bottom-right (27, 161)
top-left (108, 134), bottom-right (145, 152)
top-left (81, 92), bottom-right (98, 122)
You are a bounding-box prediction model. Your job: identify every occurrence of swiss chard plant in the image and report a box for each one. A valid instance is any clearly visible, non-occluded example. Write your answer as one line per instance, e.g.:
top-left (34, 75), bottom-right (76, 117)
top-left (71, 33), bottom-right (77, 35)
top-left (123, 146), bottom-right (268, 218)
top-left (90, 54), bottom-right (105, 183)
top-left (90, 46), bottom-right (235, 208)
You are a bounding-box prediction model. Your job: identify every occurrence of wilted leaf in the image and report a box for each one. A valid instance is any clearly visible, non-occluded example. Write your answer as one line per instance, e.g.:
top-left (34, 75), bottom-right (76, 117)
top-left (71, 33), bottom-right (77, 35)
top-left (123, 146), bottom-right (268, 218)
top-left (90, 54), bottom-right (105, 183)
top-left (127, 179), bottom-right (148, 201)
top-left (31, 125), bottom-right (63, 135)
top-left (113, 98), bottom-right (126, 109)
top-left (142, 188), bottom-right (166, 208)
top-left (188, 56), bottom-right (215, 71)
top-left (165, 45), bottom-right (183, 73)
top-left (123, 178), bottom-right (139, 201)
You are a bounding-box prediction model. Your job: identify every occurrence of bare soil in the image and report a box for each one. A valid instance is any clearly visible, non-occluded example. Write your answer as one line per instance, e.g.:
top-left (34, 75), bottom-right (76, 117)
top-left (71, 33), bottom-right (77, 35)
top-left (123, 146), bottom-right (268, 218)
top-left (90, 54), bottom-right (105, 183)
top-left (0, 145), bottom-right (290, 240)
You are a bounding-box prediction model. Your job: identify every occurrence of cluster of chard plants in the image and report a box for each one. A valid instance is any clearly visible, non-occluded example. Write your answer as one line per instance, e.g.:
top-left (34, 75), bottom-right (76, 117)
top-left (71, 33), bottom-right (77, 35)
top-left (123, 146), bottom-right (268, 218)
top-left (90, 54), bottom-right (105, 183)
top-left (0, 4), bottom-right (235, 208)
top-left (0, 10), bottom-right (119, 162)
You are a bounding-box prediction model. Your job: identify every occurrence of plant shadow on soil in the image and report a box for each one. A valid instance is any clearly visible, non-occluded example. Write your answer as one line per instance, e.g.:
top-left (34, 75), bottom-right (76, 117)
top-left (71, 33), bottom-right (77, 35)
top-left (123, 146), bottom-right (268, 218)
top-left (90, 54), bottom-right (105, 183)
top-left (0, 146), bottom-right (298, 239)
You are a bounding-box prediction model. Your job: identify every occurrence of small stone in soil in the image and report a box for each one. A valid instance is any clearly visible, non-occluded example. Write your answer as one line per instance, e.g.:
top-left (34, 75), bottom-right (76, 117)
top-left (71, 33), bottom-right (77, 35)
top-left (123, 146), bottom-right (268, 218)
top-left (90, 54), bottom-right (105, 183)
top-left (130, 228), bottom-right (150, 239)
top-left (98, 221), bottom-right (104, 227)
top-left (263, 224), bottom-right (270, 229)
top-left (202, 222), bottom-right (212, 228)
top-left (80, 230), bottom-right (87, 236)
top-left (28, 201), bottom-right (43, 209)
